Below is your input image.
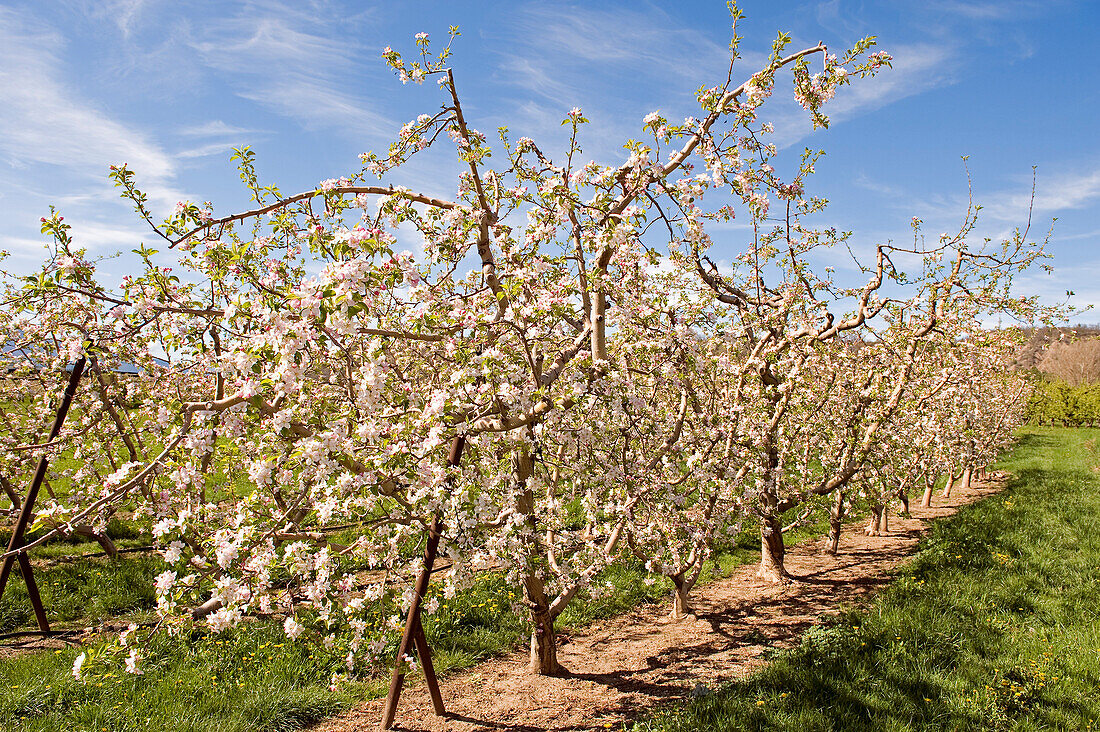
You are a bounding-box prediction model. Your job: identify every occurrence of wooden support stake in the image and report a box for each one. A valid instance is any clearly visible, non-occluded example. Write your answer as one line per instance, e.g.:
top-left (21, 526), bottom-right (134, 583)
top-left (0, 356), bottom-right (87, 636)
top-left (380, 434), bottom-right (465, 730)
top-left (412, 615), bottom-right (445, 715)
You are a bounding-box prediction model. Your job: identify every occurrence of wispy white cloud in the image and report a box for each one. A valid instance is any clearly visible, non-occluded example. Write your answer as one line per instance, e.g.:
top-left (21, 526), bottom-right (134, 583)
top-left (499, 4), bottom-right (765, 112)
top-left (924, 0), bottom-right (1049, 20)
top-left (0, 212), bottom-right (156, 259)
top-left (1010, 264), bottom-right (1100, 314)
top-left (64, 220), bottom-right (158, 253)
top-left (0, 6), bottom-right (208, 263)
top-left (829, 43), bottom-right (954, 117)
top-left (191, 14), bottom-right (352, 69)
top-left (0, 236), bottom-right (54, 261)
top-left (488, 4), bottom-right (767, 169)
top-left (497, 6), bottom-right (956, 162)
top-left (188, 8), bottom-right (394, 138)
top-left (69, 0), bottom-right (150, 38)
top-left (175, 120), bottom-right (269, 161)
top-left (852, 173), bottom-right (908, 199)
top-left (909, 166), bottom-right (1100, 225)
top-left (1056, 227), bottom-right (1100, 243)
top-left (505, 4), bottom-right (738, 75)
top-left (177, 142), bottom-right (243, 160)
top-left (102, 0), bottom-right (148, 37)
top-left (237, 74), bottom-right (393, 137)
top-left (982, 168), bottom-right (1100, 221)
top-left (813, 0), bottom-right (872, 38)
top-left (0, 7), bottom-right (177, 184)
top-left (180, 120), bottom-right (266, 138)
top-left (495, 57), bottom-right (585, 111)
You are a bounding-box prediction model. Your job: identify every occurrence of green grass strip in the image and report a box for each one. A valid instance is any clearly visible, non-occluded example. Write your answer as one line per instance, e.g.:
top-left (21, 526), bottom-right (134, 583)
top-left (635, 427), bottom-right (1100, 732)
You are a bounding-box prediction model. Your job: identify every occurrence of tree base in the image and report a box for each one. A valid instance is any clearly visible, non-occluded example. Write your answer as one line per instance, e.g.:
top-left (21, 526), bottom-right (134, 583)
top-left (528, 662), bottom-right (570, 677)
top-left (756, 564), bottom-right (793, 584)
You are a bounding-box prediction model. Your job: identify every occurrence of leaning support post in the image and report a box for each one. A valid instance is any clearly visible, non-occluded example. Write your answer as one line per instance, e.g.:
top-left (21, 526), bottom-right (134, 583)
top-left (0, 356), bottom-right (87, 635)
top-left (380, 434), bottom-right (465, 731)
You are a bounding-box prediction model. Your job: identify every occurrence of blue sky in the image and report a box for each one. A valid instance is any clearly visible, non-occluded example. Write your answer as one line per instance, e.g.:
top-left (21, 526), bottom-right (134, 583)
top-left (1, 0), bottom-right (1097, 322)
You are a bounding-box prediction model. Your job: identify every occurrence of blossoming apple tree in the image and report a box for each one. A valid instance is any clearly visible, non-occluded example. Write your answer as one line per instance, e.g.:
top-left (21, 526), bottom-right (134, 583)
top-left (0, 5), bottom-right (1043, 685)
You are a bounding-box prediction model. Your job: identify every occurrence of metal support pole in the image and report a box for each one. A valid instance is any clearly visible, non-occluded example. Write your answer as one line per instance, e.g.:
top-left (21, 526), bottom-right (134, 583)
top-left (0, 357), bottom-right (87, 634)
top-left (380, 434), bottom-right (465, 730)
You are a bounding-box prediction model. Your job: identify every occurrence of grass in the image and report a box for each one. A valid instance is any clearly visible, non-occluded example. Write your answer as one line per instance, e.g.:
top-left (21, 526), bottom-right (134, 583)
top-left (0, 455), bottom-right (861, 732)
top-left (2, 623), bottom-right (365, 732)
top-left (635, 426), bottom-right (1100, 732)
top-left (0, 519), bottom-right (156, 634)
top-left (0, 552), bottom-right (159, 634)
top-left (0, 525), bottom-right (778, 732)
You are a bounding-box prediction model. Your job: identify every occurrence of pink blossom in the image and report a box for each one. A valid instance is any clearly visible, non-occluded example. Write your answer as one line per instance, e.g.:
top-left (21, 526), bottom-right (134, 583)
top-left (284, 616), bottom-right (304, 639)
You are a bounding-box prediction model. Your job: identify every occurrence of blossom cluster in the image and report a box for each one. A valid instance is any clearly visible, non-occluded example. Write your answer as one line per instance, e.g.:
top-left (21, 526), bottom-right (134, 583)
top-left (0, 12), bottom-right (1045, 680)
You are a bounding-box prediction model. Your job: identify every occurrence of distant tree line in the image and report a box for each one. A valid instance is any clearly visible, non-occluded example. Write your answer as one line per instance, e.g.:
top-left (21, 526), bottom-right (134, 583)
top-left (1022, 328), bottom-right (1100, 426)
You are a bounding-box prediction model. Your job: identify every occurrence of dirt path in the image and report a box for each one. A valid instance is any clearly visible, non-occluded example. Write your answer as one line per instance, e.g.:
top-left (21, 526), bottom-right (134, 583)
top-left (315, 475), bottom-right (1005, 732)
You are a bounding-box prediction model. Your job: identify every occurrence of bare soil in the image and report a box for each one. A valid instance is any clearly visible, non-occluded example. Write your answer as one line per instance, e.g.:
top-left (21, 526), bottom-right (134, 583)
top-left (314, 474), bottom-right (1006, 732)
top-left (0, 624), bottom-right (117, 660)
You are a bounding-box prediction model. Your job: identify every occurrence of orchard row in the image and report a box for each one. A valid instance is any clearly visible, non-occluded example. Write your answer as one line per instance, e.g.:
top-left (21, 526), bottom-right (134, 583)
top-left (1, 9), bottom-right (1042, 678)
